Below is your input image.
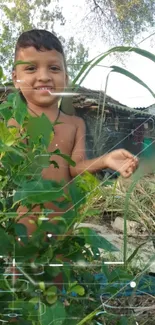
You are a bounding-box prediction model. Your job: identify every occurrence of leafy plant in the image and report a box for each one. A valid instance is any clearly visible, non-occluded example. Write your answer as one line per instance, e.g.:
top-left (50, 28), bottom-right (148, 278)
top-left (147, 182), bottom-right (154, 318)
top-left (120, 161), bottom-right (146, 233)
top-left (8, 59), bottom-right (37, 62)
top-left (0, 90), bottom-right (120, 324)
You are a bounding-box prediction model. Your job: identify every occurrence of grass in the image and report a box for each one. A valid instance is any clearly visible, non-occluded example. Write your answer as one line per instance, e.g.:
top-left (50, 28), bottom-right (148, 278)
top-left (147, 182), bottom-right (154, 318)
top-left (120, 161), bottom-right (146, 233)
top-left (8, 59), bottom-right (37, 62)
top-left (85, 173), bottom-right (155, 234)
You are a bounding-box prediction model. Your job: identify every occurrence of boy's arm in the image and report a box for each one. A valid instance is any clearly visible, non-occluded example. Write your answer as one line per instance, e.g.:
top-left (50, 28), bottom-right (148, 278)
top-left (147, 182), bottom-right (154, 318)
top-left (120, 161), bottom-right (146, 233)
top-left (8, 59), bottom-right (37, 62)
top-left (69, 117), bottom-right (108, 177)
top-left (69, 117), bottom-right (138, 178)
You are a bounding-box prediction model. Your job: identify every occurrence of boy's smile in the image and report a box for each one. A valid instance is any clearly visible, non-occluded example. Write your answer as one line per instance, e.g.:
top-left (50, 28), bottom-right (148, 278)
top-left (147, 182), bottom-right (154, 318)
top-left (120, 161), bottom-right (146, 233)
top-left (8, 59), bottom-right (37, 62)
top-left (13, 46), bottom-right (68, 112)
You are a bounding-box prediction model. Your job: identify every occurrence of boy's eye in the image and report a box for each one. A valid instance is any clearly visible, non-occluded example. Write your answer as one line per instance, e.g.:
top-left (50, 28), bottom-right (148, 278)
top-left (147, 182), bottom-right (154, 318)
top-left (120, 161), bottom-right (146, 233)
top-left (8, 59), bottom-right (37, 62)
top-left (50, 66), bottom-right (60, 71)
top-left (24, 65), bottom-right (61, 71)
top-left (25, 66), bottom-right (35, 71)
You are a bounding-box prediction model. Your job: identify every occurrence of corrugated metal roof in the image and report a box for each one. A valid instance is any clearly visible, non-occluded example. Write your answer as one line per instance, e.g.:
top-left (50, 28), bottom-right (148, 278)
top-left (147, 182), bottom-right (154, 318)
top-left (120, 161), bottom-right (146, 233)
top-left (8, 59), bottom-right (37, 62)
top-left (107, 102), bottom-right (154, 116)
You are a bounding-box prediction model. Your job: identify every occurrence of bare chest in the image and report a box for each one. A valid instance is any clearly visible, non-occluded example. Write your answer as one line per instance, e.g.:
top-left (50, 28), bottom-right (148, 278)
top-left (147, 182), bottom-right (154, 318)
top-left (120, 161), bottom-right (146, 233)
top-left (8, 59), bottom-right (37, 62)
top-left (42, 122), bottom-right (76, 181)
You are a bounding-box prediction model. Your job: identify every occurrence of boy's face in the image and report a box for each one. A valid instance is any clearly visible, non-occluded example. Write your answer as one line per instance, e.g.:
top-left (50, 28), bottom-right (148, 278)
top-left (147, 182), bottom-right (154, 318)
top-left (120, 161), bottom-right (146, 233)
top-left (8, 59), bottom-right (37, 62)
top-left (12, 47), bottom-right (68, 109)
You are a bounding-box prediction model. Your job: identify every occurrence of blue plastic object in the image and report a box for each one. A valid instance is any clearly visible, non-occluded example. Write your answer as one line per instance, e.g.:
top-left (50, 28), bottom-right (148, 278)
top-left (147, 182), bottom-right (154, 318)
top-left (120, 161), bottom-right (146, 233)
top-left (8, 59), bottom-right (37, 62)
top-left (94, 273), bottom-right (155, 297)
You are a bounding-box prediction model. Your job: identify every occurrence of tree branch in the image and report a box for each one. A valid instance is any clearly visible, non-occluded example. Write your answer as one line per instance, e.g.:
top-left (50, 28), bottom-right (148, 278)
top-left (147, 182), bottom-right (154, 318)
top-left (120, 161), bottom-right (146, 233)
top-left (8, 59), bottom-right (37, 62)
top-left (92, 0), bottom-right (104, 15)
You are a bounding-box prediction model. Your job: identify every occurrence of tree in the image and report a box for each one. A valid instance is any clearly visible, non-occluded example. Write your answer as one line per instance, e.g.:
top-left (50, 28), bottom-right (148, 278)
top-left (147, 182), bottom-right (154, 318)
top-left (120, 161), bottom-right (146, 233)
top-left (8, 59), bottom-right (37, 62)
top-left (0, 0), bottom-right (88, 79)
top-left (60, 36), bottom-right (89, 80)
top-left (85, 0), bottom-right (155, 45)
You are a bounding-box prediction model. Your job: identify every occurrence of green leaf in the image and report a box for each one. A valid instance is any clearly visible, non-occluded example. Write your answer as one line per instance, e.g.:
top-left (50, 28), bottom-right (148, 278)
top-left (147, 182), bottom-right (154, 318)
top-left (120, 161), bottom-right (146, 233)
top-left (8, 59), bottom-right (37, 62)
top-left (0, 122), bottom-right (16, 146)
top-left (46, 265), bottom-right (61, 278)
top-left (52, 149), bottom-right (76, 167)
top-left (51, 216), bottom-right (67, 225)
top-left (7, 92), bottom-right (16, 103)
top-left (26, 154), bottom-right (51, 175)
top-left (13, 223), bottom-right (28, 245)
top-left (111, 65), bottom-right (155, 98)
top-left (79, 228), bottom-right (119, 252)
top-left (29, 297), bottom-right (40, 304)
top-left (69, 285), bottom-right (85, 296)
top-left (34, 154), bottom-right (51, 168)
top-left (27, 114), bottom-right (54, 147)
top-left (46, 286), bottom-right (57, 296)
top-left (0, 107), bottom-right (12, 121)
top-left (0, 168), bottom-right (6, 176)
top-left (68, 181), bottom-right (86, 211)
top-left (13, 179), bottom-right (64, 204)
top-left (108, 267), bottom-right (133, 282)
top-left (13, 60), bottom-right (34, 68)
top-left (50, 160), bottom-right (59, 168)
top-left (38, 220), bottom-right (66, 235)
top-left (117, 316), bottom-right (129, 325)
top-left (84, 208), bottom-right (101, 217)
top-left (73, 46), bottom-right (155, 88)
top-left (40, 301), bottom-right (66, 325)
top-left (52, 199), bottom-right (70, 210)
top-left (60, 209), bottom-right (76, 229)
top-left (39, 281), bottom-right (46, 291)
top-left (14, 243), bottom-right (39, 260)
top-left (0, 66), bottom-right (3, 79)
top-left (76, 310), bottom-right (101, 325)
top-left (104, 286), bottom-right (120, 295)
top-left (62, 262), bottom-right (71, 284)
top-left (45, 286), bottom-right (58, 305)
top-left (8, 300), bottom-right (40, 319)
top-left (0, 227), bottom-right (12, 254)
top-left (0, 141), bottom-right (25, 157)
top-left (102, 263), bottom-right (110, 281)
top-left (126, 241), bottom-right (147, 264)
top-left (46, 294), bottom-right (58, 304)
top-left (13, 92), bottom-right (28, 124)
top-left (10, 319), bottom-right (32, 325)
top-left (1, 150), bottom-right (24, 169)
top-left (0, 102), bottom-right (12, 110)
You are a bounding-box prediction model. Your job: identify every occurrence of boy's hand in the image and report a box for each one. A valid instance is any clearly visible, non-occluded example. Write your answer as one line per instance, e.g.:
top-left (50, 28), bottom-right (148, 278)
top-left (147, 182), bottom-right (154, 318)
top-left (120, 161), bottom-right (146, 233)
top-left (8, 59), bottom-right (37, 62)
top-left (104, 149), bottom-right (138, 178)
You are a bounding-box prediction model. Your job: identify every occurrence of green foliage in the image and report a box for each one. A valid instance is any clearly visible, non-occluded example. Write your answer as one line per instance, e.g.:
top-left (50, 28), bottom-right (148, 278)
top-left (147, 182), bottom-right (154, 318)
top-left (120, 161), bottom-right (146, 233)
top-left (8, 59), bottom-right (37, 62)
top-left (40, 301), bottom-right (66, 325)
top-left (73, 46), bottom-right (155, 99)
top-left (86, 0), bottom-right (155, 44)
top-left (0, 90), bottom-right (119, 324)
top-left (65, 37), bottom-right (89, 80)
top-left (13, 179), bottom-right (65, 205)
top-left (79, 227), bottom-right (119, 252)
top-left (0, 66), bottom-right (4, 80)
top-left (26, 113), bottom-right (54, 146)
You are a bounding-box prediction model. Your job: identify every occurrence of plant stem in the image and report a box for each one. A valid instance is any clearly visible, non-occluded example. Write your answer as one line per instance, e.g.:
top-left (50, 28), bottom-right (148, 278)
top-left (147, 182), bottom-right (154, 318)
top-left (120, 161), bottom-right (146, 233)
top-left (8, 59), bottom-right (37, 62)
top-left (111, 178), bottom-right (118, 220)
top-left (77, 307), bottom-right (102, 325)
top-left (123, 179), bottom-right (138, 267)
top-left (3, 276), bottom-right (18, 299)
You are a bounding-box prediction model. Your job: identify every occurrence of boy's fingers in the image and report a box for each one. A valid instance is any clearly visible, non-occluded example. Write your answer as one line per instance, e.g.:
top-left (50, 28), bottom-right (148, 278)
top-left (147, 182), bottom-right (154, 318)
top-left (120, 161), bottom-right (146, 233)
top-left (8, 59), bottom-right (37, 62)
top-left (122, 150), bottom-right (139, 165)
top-left (121, 160), bottom-right (137, 177)
top-left (131, 161), bottom-right (137, 170)
top-left (122, 149), bottom-right (134, 159)
top-left (122, 158), bottom-right (132, 169)
top-left (133, 156), bottom-right (139, 166)
top-left (121, 169), bottom-right (132, 178)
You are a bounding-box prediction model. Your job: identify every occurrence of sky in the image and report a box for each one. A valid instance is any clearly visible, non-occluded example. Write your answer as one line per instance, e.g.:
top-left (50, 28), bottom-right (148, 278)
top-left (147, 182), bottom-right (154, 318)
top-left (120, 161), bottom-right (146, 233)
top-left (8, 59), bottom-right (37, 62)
top-left (55, 0), bottom-right (155, 108)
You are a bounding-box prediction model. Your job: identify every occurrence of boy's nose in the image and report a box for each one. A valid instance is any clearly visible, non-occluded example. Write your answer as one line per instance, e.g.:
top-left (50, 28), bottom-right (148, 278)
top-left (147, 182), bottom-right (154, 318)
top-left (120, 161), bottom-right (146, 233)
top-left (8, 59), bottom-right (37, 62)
top-left (37, 69), bottom-right (52, 82)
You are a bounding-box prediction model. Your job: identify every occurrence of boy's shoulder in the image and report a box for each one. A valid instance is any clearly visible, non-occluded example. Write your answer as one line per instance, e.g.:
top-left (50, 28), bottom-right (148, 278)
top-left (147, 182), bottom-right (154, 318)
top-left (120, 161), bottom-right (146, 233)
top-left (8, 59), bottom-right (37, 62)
top-left (61, 112), bottom-right (85, 129)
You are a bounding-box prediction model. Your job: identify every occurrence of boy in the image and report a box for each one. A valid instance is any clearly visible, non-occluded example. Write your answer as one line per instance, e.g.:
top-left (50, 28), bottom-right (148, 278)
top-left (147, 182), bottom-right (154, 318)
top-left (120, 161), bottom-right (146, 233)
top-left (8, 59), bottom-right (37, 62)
top-left (10, 29), bottom-right (138, 235)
